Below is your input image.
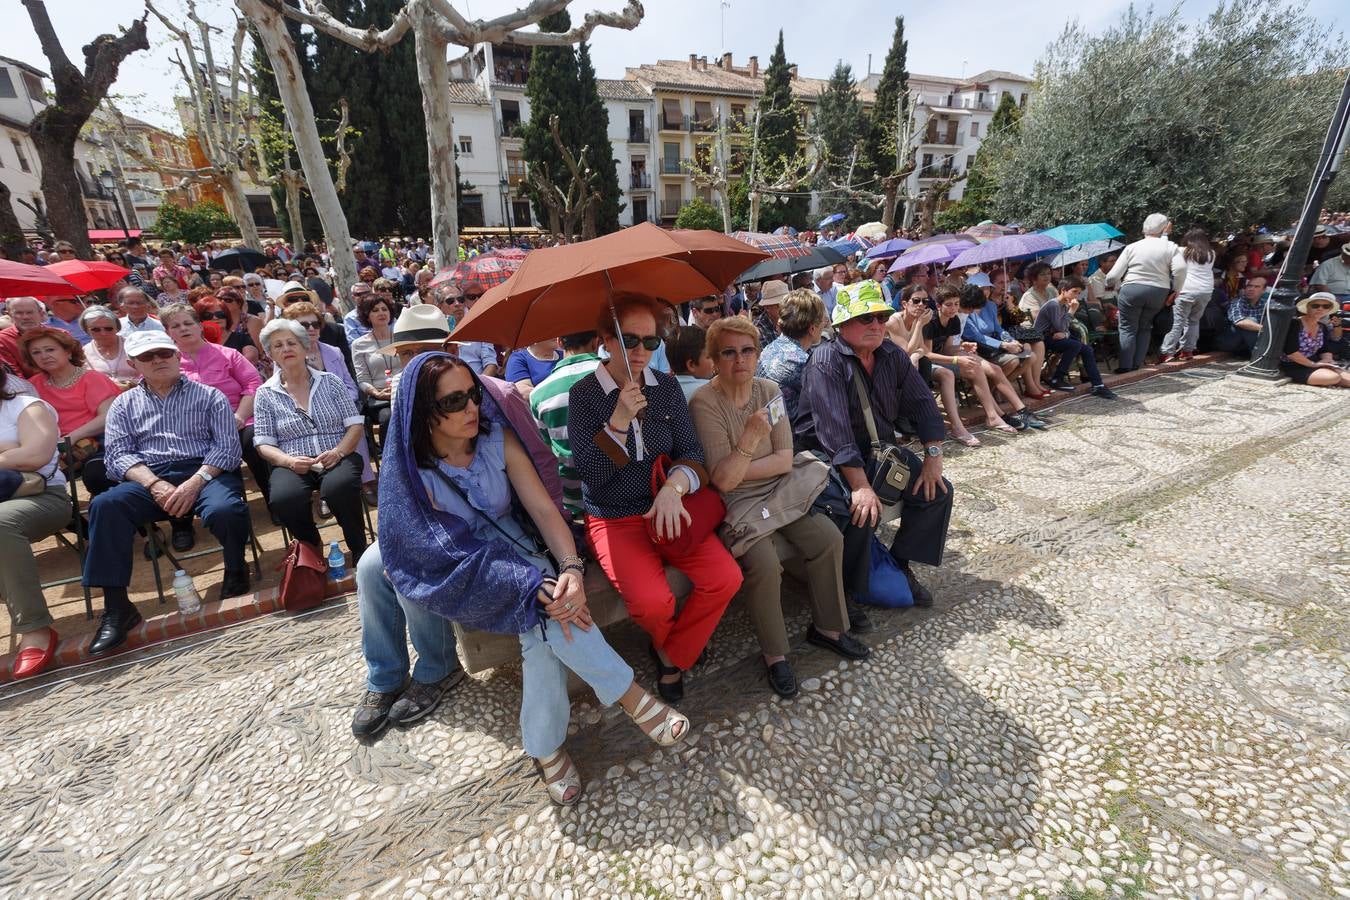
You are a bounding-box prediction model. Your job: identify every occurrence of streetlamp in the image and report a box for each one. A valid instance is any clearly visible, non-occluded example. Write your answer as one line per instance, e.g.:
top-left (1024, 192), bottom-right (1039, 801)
top-left (499, 176), bottom-right (515, 242)
top-left (99, 170), bottom-right (131, 241)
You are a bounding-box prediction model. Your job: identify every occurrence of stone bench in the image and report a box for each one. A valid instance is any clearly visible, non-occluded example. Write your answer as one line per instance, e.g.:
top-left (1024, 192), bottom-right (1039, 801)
top-left (452, 532), bottom-right (805, 674)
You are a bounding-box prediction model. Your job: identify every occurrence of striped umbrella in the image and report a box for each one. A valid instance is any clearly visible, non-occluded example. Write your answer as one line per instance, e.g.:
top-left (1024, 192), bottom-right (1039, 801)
top-left (963, 221), bottom-right (1015, 243)
top-left (730, 231), bottom-right (812, 260)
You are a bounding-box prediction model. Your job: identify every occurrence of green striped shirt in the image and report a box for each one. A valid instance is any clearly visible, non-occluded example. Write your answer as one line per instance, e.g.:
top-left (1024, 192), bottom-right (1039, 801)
top-left (528, 352), bottom-right (601, 517)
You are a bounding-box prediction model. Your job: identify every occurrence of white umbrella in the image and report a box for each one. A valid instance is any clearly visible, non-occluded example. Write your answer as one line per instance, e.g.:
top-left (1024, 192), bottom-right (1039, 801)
top-left (264, 278), bottom-right (289, 299)
top-left (1047, 239), bottom-right (1124, 268)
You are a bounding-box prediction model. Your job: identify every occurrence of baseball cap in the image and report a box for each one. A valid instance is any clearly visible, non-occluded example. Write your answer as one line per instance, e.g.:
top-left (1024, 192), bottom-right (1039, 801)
top-left (967, 272), bottom-right (993, 288)
top-left (125, 330), bottom-right (178, 358)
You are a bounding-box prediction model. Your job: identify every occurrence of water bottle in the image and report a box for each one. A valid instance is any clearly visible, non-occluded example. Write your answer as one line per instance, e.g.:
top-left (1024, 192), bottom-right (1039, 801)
top-left (327, 541), bottom-right (347, 580)
top-left (173, 569), bottom-right (202, 616)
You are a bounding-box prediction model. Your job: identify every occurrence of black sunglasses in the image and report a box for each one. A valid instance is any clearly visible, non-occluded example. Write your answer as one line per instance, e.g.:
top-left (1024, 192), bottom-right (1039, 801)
top-left (699, 305), bottom-right (724, 316)
top-left (849, 313), bottom-right (889, 325)
top-left (297, 319), bottom-right (322, 329)
top-left (201, 311), bottom-right (229, 321)
top-left (620, 334), bottom-right (662, 351)
top-left (432, 384), bottom-right (482, 415)
top-left (134, 349), bottom-right (177, 362)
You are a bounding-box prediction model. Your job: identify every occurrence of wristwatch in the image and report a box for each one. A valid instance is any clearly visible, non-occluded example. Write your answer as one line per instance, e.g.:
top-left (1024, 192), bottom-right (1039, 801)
top-left (194, 470), bottom-right (214, 483)
top-left (924, 444), bottom-right (944, 459)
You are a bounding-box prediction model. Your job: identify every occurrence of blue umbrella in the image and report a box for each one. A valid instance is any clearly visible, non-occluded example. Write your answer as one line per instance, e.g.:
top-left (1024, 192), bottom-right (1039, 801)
top-left (821, 237), bottom-right (868, 258)
top-left (1046, 239), bottom-right (1124, 268)
top-left (1039, 222), bottom-right (1123, 248)
top-left (948, 232), bottom-right (1065, 269)
top-left (863, 237), bottom-right (916, 262)
top-left (360, 240), bottom-right (380, 253)
top-left (818, 213), bottom-right (847, 229)
top-left (772, 225), bottom-right (799, 236)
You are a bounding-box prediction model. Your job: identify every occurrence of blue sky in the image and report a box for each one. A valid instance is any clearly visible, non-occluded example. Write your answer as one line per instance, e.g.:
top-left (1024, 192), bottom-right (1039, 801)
top-left (4, 0), bottom-right (1344, 131)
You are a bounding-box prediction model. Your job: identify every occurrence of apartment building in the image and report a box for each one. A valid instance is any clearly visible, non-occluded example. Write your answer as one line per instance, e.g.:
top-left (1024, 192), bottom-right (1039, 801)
top-left (0, 56), bottom-right (53, 233)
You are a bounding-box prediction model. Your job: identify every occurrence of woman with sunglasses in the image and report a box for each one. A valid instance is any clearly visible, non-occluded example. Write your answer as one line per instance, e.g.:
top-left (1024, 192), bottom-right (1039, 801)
top-left (378, 353), bottom-right (690, 804)
top-left (161, 302), bottom-right (271, 540)
top-left (570, 294), bottom-right (742, 703)
top-left (689, 316), bottom-right (869, 699)
top-left (1280, 292), bottom-right (1349, 387)
top-left (888, 285), bottom-right (983, 446)
top-left (253, 319), bottom-right (368, 560)
top-left (215, 287), bottom-right (265, 369)
top-left (280, 302), bottom-right (361, 403)
top-left (80, 306), bottom-right (138, 387)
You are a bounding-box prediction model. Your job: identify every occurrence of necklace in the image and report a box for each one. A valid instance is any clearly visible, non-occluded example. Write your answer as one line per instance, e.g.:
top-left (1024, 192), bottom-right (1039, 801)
top-left (50, 366), bottom-right (85, 389)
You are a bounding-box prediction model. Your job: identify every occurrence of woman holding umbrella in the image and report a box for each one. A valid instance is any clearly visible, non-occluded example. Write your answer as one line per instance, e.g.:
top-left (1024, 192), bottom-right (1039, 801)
top-left (570, 295), bottom-right (743, 703)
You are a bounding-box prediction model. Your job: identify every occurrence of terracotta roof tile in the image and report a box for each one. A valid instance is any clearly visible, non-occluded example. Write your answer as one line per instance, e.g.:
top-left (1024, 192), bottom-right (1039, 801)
top-left (597, 78), bottom-right (650, 101)
top-left (446, 80), bottom-right (488, 105)
top-left (625, 59), bottom-right (876, 105)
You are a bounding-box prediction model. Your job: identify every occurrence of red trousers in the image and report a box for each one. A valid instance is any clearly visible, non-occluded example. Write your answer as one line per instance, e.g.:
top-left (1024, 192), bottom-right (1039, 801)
top-left (587, 514), bottom-right (742, 670)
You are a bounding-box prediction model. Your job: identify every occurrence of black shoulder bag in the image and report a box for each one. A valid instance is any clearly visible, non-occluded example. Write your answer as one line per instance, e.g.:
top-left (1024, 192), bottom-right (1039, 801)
top-left (848, 363), bottom-right (912, 506)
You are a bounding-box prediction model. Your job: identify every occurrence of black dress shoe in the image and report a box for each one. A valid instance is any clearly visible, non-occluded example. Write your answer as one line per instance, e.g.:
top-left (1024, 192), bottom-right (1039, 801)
top-left (171, 523), bottom-right (196, 552)
top-left (351, 687), bottom-right (403, 738)
top-left (805, 626), bottom-right (872, 661)
top-left (766, 660), bottom-right (799, 699)
top-left (648, 642), bottom-right (684, 704)
top-left (845, 600), bottom-right (874, 634)
top-left (220, 570), bottom-right (252, 599)
top-left (902, 567), bottom-right (935, 608)
top-left (88, 607), bottom-right (144, 655)
top-left (388, 669), bottom-right (466, 727)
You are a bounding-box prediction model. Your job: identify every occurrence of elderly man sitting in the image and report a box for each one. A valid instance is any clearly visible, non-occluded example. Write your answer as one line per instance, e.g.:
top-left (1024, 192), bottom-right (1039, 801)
top-left (83, 330), bottom-right (252, 655)
top-left (793, 280), bottom-right (954, 616)
top-left (0, 297), bottom-right (49, 376)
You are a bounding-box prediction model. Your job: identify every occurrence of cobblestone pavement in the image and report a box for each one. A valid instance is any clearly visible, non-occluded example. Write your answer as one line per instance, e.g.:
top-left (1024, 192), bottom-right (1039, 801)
top-left (1, 363), bottom-right (1347, 899)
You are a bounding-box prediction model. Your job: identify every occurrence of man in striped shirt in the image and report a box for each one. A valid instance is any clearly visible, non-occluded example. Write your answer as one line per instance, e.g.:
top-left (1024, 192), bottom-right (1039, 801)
top-left (83, 330), bottom-right (252, 655)
top-left (527, 331), bottom-right (601, 522)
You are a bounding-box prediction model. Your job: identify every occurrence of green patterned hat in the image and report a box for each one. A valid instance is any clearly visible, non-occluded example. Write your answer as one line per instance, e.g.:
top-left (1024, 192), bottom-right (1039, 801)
top-left (831, 280), bottom-right (893, 327)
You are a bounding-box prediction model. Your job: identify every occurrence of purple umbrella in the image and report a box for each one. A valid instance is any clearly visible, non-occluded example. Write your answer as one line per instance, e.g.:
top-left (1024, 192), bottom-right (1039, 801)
top-left (888, 240), bottom-right (976, 273)
top-left (947, 232), bottom-right (1065, 269)
top-left (863, 237), bottom-right (915, 262)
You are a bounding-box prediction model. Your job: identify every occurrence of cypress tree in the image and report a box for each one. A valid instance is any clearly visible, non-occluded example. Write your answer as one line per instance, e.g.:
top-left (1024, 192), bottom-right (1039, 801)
top-left (522, 11), bottom-right (581, 226)
top-left (814, 61), bottom-right (869, 221)
top-left (363, 0), bottom-right (430, 237)
top-left (576, 41), bottom-right (622, 233)
top-left (755, 31), bottom-right (806, 230)
top-left (866, 17), bottom-right (910, 223)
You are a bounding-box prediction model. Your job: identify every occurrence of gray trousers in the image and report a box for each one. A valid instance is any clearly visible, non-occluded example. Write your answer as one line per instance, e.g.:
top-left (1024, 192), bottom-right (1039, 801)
top-left (1161, 291), bottom-right (1209, 354)
top-left (1117, 283), bottom-right (1171, 370)
top-left (736, 512), bottom-right (850, 657)
top-left (0, 486), bottom-right (72, 634)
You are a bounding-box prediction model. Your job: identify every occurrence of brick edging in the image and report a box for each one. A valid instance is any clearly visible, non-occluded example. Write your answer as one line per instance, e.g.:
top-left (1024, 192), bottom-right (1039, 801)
top-left (2, 577), bottom-right (356, 685)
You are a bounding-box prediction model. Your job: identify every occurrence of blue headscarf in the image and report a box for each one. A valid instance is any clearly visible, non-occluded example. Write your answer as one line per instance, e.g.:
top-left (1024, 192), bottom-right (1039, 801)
top-left (376, 353), bottom-right (544, 635)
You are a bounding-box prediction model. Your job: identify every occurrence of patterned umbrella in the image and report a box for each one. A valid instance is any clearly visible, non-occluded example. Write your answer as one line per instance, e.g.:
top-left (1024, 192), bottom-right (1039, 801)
top-left (1046, 239), bottom-right (1124, 268)
top-left (963, 222), bottom-right (1015, 243)
top-left (821, 237), bottom-right (868, 258)
top-left (854, 221), bottom-right (888, 243)
top-left (730, 231), bottom-right (812, 260)
top-left (863, 238), bottom-right (916, 262)
top-left (948, 232), bottom-right (1065, 269)
top-left (1039, 223), bottom-right (1124, 248)
top-left (430, 251), bottom-right (525, 292)
top-left (888, 239), bottom-right (978, 272)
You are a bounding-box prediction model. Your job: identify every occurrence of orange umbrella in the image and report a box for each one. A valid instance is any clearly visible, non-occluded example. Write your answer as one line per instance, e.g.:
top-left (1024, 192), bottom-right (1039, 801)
top-left (449, 223), bottom-right (768, 348)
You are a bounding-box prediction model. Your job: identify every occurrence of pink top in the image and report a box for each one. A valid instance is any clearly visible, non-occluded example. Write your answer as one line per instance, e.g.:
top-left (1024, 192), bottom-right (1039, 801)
top-left (179, 340), bottom-right (261, 422)
top-left (33, 369), bottom-right (122, 436)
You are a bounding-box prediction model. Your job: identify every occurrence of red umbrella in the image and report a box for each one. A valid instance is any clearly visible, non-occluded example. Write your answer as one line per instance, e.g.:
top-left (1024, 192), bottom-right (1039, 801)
top-left (730, 231), bottom-right (812, 260)
top-left (43, 259), bottom-right (132, 293)
top-left (429, 251), bottom-right (526, 292)
top-left (0, 260), bottom-right (83, 298)
top-left (450, 222), bottom-right (768, 348)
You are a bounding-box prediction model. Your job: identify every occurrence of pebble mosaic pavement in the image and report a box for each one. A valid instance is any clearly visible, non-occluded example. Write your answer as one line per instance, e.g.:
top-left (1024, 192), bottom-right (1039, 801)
top-left (0, 362), bottom-right (1346, 899)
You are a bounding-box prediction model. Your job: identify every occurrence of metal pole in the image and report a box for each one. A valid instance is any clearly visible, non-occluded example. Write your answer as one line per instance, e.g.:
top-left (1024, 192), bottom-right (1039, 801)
top-left (1238, 71), bottom-right (1350, 380)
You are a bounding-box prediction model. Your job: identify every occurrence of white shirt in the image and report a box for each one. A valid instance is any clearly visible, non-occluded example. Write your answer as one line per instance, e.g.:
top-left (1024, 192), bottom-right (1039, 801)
top-left (119, 316), bottom-right (166, 336)
top-left (1179, 253), bottom-right (1215, 296)
top-left (1310, 256), bottom-right (1350, 294)
top-left (1105, 236), bottom-right (1188, 292)
top-left (0, 393), bottom-right (65, 486)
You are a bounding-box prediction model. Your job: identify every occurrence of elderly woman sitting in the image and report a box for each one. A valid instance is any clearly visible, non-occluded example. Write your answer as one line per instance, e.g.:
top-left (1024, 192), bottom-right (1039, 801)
top-left (349, 291), bottom-right (404, 447)
top-left (281, 301), bottom-right (361, 403)
top-left (80, 306), bottom-right (138, 387)
top-left (20, 326), bottom-right (122, 496)
top-left (690, 316), bottom-right (869, 698)
top-left (254, 320), bottom-right (368, 561)
top-left (756, 288), bottom-right (827, 423)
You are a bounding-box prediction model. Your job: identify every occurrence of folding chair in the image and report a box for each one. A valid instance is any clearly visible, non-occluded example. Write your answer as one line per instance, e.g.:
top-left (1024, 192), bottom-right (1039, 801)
top-left (144, 514), bottom-right (265, 604)
top-left (39, 439), bottom-right (95, 619)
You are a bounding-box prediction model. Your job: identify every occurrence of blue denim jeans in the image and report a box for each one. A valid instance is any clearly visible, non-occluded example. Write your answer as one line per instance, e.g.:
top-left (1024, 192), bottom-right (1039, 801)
top-left (357, 541), bottom-right (461, 693)
top-left (518, 618), bottom-right (634, 758)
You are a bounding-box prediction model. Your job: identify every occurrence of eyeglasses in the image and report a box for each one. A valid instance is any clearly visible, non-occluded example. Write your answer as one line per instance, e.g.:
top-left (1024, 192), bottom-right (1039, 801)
top-left (297, 320), bottom-right (322, 329)
top-left (201, 311), bottom-right (229, 321)
top-left (134, 349), bottom-right (176, 362)
top-left (849, 313), bottom-right (888, 326)
top-left (718, 345), bottom-right (758, 360)
top-left (699, 306), bottom-right (724, 316)
top-left (620, 334), bottom-right (662, 351)
top-left (87, 325), bottom-right (117, 334)
top-left (432, 384), bottom-right (482, 415)
top-left (1308, 303), bottom-right (1334, 311)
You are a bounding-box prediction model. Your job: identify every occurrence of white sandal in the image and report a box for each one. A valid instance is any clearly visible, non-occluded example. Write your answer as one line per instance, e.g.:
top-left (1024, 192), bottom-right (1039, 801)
top-left (625, 691), bottom-right (690, 747)
top-left (535, 749), bottom-right (583, 806)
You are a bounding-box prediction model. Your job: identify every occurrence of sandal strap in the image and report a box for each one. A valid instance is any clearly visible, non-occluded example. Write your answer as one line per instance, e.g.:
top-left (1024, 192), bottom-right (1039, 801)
top-left (627, 693), bottom-right (688, 746)
top-left (539, 750), bottom-right (575, 781)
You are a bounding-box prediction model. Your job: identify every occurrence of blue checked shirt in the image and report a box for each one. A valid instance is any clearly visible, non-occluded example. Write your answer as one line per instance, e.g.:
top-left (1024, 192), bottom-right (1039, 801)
top-left (103, 376), bottom-right (242, 480)
top-left (1228, 291), bottom-right (1267, 326)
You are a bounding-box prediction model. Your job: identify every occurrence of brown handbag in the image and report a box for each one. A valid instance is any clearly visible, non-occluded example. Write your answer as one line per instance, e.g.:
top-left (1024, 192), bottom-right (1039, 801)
top-left (276, 539), bottom-right (329, 611)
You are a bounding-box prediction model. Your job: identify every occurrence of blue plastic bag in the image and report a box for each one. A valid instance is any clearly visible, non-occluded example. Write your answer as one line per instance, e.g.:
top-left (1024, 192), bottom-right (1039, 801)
top-left (857, 536), bottom-right (914, 608)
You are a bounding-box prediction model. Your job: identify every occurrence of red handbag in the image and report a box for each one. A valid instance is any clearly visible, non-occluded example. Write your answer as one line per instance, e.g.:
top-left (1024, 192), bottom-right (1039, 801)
top-left (276, 539), bottom-right (329, 611)
top-left (645, 454), bottom-right (725, 557)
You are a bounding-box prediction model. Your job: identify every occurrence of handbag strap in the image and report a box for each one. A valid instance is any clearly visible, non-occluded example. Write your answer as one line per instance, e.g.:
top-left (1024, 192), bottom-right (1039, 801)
top-left (429, 466), bottom-right (541, 559)
top-left (848, 362), bottom-right (885, 453)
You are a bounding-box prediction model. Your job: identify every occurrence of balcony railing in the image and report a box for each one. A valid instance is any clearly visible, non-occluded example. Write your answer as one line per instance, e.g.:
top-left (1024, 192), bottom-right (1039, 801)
top-left (660, 158), bottom-right (690, 175)
top-left (923, 128), bottom-right (961, 147)
top-left (690, 114), bottom-right (717, 133)
top-left (659, 199), bottom-right (685, 218)
top-left (628, 126), bottom-right (648, 143)
top-left (917, 163), bottom-right (955, 180)
top-left (501, 120), bottom-right (524, 138)
top-left (506, 169), bottom-right (527, 187)
top-left (660, 114), bottom-right (688, 131)
top-left (630, 172), bottom-right (652, 189)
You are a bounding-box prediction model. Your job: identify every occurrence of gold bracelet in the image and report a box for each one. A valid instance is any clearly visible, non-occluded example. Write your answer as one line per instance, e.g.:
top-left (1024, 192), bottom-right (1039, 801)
top-left (734, 445), bottom-right (754, 459)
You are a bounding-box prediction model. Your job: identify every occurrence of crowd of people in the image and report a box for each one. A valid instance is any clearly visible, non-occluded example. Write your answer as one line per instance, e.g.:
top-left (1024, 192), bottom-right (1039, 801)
top-left (1, 209), bottom-right (1346, 803)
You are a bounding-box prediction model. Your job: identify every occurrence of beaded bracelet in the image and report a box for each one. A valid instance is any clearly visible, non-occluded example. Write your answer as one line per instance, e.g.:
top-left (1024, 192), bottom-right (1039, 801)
top-left (734, 445), bottom-right (755, 459)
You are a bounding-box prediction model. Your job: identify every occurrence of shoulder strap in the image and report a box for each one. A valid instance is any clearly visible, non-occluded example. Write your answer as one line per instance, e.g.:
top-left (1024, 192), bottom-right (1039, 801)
top-left (428, 465), bottom-right (539, 558)
top-left (847, 361), bottom-right (883, 451)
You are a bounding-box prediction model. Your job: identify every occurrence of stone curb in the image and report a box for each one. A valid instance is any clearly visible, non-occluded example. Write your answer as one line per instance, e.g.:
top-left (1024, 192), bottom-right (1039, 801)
top-left (1, 576), bottom-right (356, 685)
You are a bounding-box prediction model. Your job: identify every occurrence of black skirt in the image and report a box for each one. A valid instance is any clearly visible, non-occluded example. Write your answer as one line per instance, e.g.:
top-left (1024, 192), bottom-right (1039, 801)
top-left (1279, 361), bottom-right (1315, 384)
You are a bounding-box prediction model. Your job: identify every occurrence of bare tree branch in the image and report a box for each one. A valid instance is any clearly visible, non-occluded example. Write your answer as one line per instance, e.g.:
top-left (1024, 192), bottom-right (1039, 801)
top-left (274, 0), bottom-right (412, 51)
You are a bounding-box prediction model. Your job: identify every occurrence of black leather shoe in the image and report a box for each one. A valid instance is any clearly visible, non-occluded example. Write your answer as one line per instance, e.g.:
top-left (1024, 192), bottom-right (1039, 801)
top-left (1005, 412), bottom-right (1029, 431)
top-left (766, 660), bottom-right (799, 699)
top-left (1091, 385), bottom-right (1118, 400)
top-left (351, 687), bottom-right (403, 738)
top-left (221, 570), bottom-right (252, 599)
top-left (88, 606), bottom-right (143, 655)
top-left (1046, 378), bottom-right (1076, 392)
top-left (845, 600), bottom-right (874, 634)
top-left (648, 642), bottom-right (684, 704)
top-left (902, 567), bottom-right (935, 608)
top-left (171, 523), bottom-right (196, 552)
top-left (388, 669), bottom-right (466, 727)
top-left (805, 626), bottom-right (872, 661)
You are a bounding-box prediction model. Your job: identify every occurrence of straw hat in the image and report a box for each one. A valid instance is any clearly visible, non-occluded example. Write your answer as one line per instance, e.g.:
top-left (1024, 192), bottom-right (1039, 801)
top-left (277, 280), bottom-right (319, 305)
top-left (381, 303), bottom-right (452, 355)
top-left (758, 280), bottom-right (790, 306)
top-left (1296, 291), bottom-right (1338, 315)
